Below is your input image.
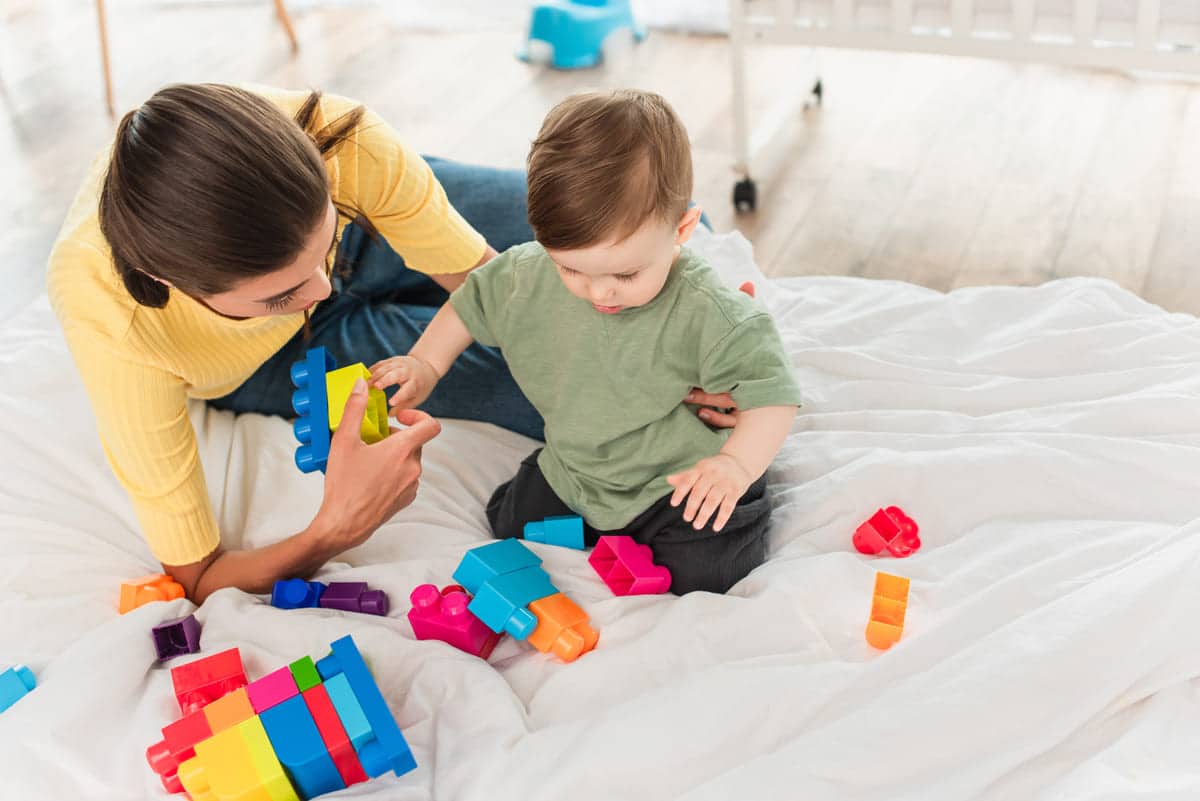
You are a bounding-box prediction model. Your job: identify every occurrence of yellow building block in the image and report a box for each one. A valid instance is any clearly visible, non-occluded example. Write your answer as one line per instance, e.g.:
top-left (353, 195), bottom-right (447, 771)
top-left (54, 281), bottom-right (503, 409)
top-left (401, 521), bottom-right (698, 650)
top-left (325, 364), bottom-right (390, 444)
top-left (178, 724), bottom-right (273, 801)
top-left (865, 572), bottom-right (910, 650)
top-left (238, 717), bottom-right (300, 801)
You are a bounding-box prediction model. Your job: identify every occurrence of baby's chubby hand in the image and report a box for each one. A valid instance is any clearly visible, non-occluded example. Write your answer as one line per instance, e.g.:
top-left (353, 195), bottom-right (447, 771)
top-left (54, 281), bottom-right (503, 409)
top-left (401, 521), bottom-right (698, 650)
top-left (666, 453), bottom-right (753, 532)
top-left (368, 355), bottom-right (439, 412)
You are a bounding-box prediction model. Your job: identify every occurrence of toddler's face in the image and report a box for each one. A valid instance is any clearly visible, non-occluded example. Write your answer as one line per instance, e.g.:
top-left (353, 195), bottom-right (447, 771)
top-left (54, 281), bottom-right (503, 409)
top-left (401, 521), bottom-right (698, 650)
top-left (545, 210), bottom-right (699, 314)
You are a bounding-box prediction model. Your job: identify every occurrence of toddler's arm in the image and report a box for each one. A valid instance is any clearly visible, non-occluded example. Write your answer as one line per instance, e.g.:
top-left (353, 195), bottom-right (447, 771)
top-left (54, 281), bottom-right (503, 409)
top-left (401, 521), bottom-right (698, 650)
top-left (667, 404), bottom-right (797, 532)
top-left (369, 303), bottom-right (475, 410)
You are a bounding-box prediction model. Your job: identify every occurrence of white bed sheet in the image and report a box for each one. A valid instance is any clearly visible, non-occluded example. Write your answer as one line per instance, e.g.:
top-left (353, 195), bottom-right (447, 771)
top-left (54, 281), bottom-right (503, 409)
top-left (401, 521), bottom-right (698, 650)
top-left (1, 227), bottom-right (1198, 800)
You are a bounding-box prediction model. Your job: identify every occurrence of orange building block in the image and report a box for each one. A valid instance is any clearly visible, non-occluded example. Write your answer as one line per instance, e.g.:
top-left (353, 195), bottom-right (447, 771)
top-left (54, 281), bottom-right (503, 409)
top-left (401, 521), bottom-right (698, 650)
top-left (865, 572), bottom-right (910, 650)
top-left (119, 573), bottom-right (185, 614)
top-left (527, 593), bottom-right (599, 662)
top-left (203, 687), bottom-right (255, 733)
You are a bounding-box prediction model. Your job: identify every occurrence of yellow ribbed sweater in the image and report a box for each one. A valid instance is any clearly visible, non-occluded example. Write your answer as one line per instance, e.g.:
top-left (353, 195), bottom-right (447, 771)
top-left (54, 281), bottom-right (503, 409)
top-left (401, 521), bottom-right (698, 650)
top-left (47, 86), bottom-right (485, 565)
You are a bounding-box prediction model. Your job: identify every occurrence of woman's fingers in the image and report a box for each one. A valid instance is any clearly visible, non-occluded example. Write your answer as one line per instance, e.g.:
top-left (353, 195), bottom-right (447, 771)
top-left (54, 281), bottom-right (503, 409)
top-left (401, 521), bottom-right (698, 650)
top-left (697, 407), bottom-right (738, 429)
top-left (329, 379), bottom-right (369, 456)
top-left (685, 388), bottom-right (737, 409)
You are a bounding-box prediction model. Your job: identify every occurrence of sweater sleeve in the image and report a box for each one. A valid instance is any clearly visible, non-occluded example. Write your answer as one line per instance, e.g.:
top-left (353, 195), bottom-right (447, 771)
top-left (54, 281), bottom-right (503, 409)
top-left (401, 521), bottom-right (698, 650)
top-left (65, 332), bottom-right (221, 566)
top-left (337, 100), bottom-right (486, 276)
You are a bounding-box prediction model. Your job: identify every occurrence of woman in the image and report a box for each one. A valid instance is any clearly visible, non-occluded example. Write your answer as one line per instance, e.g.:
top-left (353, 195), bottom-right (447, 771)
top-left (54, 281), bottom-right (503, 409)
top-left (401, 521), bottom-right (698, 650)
top-left (48, 84), bottom-right (740, 603)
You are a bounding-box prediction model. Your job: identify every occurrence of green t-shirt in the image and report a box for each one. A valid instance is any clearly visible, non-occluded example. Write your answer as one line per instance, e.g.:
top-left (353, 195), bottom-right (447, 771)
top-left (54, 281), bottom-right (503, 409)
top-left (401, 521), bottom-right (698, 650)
top-left (450, 241), bottom-right (802, 530)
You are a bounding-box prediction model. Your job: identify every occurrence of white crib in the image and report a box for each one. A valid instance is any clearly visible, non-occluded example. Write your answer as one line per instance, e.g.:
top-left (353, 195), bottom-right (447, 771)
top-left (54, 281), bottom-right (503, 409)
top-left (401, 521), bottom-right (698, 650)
top-left (728, 0), bottom-right (1200, 210)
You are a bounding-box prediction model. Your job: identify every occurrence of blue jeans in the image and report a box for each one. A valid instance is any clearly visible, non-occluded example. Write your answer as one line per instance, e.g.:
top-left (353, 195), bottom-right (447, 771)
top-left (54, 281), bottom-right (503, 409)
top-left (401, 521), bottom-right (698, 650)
top-left (209, 157), bottom-right (546, 441)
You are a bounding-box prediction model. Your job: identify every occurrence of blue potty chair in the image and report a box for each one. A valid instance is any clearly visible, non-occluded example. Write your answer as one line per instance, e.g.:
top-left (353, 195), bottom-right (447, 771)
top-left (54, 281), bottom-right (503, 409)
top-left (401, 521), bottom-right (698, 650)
top-left (518, 0), bottom-right (646, 70)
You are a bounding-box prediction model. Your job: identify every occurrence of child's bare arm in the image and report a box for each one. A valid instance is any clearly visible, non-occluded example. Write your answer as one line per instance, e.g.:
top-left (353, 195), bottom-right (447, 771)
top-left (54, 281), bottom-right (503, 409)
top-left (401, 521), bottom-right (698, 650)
top-left (369, 303), bottom-right (475, 409)
top-left (667, 405), bottom-right (797, 532)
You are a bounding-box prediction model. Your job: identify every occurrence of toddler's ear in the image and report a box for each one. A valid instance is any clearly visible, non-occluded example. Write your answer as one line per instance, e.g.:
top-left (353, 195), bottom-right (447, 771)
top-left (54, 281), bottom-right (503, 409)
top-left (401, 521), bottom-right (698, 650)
top-left (674, 207), bottom-right (704, 245)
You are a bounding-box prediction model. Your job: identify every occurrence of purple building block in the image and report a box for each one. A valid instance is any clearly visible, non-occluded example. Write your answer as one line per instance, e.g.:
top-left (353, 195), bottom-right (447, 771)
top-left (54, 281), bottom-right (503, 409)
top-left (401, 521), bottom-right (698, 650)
top-left (319, 582), bottom-right (389, 616)
top-left (152, 614), bottom-right (202, 661)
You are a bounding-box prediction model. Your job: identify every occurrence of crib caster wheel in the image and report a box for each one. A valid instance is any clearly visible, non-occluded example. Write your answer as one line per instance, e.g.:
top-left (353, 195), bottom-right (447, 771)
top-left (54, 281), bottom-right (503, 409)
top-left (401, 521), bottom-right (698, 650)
top-left (733, 178), bottom-right (757, 213)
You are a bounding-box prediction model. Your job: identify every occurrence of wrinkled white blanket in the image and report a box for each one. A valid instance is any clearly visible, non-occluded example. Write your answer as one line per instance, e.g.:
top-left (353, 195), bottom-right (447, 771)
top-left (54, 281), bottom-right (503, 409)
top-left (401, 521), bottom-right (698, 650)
top-left (1, 227), bottom-right (1197, 801)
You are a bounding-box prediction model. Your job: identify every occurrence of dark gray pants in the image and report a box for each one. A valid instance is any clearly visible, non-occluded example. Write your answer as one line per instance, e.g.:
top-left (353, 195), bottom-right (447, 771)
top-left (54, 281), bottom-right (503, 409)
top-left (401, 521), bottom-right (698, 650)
top-left (486, 449), bottom-right (771, 595)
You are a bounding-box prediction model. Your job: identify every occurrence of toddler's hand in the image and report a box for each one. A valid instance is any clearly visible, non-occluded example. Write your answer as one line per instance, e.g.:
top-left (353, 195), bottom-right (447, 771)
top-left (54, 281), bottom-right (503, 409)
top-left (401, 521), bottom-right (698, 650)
top-left (368, 355), bottom-right (439, 411)
top-left (666, 453), bottom-right (753, 532)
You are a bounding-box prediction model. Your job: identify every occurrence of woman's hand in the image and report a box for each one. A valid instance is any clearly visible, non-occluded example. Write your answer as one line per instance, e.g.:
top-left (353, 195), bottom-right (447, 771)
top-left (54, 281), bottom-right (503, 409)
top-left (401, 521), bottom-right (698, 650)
top-left (686, 389), bottom-right (739, 429)
top-left (666, 453), bottom-right (754, 531)
top-left (369, 355), bottom-right (439, 410)
top-left (311, 379), bottom-right (441, 555)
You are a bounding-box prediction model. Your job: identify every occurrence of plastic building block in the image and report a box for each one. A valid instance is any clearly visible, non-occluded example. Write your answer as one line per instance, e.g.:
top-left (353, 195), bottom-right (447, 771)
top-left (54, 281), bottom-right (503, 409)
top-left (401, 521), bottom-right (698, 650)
top-left (866, 572), bottom-right (910, 650)
top-left (319, 582), bottom-right (389, 616)
top-left (854, 506), bottom-right (921, 558)
top-left (289, 657), bottom-right (321, 693)
top-left (153, 613), bottom-right (202, 661)
top-left (239, 716), bottom-right (301, 801)
top-left (203, 687), bottom-right (255, 733)
top-left (246, 667), bottom-right (299, 714)
top-left (119, 573), bottom-right (185, 614)
top-left (178, 721), bottom-right (274, 801)
top-left (0, 665), bottom-right (35, 713)
top-left (588, 536), bottom-right (672, 595)
top-left (290, 346), bottom-right (336, 474)
top-left (172, 648), bottom-right (248, 715)
top-left (315, 636), bottom-right (417, 778)
top-left (147, 706), bottom-right (212, 793)
top-left (408, 584), bottom-right (502, 659)
top-left (527, 593), bottom-right (599, 662)
top-left (323, 673), bottom-right (372, 751)
top-left (518, 0), bottom-right (645, 70)
top-left (467, 566), bottom-right (557, 640)
top-left (303, 682), bottom-right (369, 788)
top-left (326, 363), bottom-right (391, 445)
top-left (452, 538), bottom-right (542, 595)
top-left (271, 579), bottom-right (327, 610)
top-left (260, 694), bottom-right (346, 798)
top-left (523, 514), bottom-right (585, 549)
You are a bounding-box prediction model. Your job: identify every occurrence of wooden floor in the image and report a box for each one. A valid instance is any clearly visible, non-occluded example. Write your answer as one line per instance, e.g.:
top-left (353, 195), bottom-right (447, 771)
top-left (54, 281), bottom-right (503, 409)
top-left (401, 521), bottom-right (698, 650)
top-left (2, 0), bottom-right (1198, 320)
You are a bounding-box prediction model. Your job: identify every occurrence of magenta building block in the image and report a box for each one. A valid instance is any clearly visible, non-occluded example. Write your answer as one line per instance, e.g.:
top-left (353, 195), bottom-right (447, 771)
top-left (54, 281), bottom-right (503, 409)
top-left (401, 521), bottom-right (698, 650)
top-left (589, 536), bottom-right (672, 595)
top-left (246, 666), bottom-right (300, 714)
top-left (152, 614), bottom-right (202, 661)
top-left (408, 584), bottom-right (501, 659)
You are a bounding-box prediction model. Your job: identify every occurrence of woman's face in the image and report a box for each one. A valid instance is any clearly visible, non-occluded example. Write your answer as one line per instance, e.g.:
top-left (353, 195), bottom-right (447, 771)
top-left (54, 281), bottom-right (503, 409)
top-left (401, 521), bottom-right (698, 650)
top-left (200, 202), bottom-right (338, 318)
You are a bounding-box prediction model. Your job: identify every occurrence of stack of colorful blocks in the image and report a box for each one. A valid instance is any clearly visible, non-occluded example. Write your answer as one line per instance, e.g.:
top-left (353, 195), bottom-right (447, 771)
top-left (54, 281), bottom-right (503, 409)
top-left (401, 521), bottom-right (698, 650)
top-left (271, 579), bottom-right (389, 616)
top-left (146, 636), bottom-right (415, 798)
top-left (290, 347), bottom-right (391, 474)
top-left (451, 539), bottom-right (598, 662)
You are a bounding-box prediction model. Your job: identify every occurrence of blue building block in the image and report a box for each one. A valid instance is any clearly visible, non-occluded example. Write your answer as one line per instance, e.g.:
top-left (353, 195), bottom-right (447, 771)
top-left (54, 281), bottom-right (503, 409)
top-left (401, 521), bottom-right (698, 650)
top-left (271, 579), bottom-right (327, 610)
top-left (260, 694), bottom-right (345, 798)
top-left (324, 673), bottom-right (372, 750)
top-left (0, 666), bottom-right (35, 713)
top-left (290, 347), bottom-right (336, 474)
top-left (524, 515), bottom-right (585, 550)
top-left (467, 566), bottom-right (558, 640)
top-left (452, 539), bottom-right (542, 595)
top-left (315, 636), bottom-right (417, 779)
top-left (518, 0), bottom-right (645, 70)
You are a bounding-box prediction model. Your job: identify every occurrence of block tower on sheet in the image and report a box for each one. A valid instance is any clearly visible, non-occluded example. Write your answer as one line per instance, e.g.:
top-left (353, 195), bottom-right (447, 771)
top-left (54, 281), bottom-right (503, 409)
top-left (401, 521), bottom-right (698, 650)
top-left (451, 539), bottom-right (598, 662)
top-left (146, 636), bottom-right (416, 799)
top-left (290, 347), bottom-right (391, 474)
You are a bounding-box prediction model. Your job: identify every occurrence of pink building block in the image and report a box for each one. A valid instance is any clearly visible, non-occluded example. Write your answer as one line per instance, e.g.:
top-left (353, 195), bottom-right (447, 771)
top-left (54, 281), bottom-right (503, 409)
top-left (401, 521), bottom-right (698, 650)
top-left (245, 666), bottom-right (300, 714)
top-left (588, 536), bottom-right (671, 595)
top-left (407, 584), bottom-right (501, 659)
top-left (853, 506), bottom-right (921, 558)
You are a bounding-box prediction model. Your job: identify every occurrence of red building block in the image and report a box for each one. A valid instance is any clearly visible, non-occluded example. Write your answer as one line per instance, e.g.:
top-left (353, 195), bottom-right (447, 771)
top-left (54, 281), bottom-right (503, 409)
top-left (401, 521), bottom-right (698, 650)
top-left (588, 536), bottom-right (672, 595)
top-left (853, 506), bottom-right (921, 558)
top-left (146, 706), bottom-right (213, 793)
top-left (303, 682), bottom-right (369, 788)
top-left (171, 648), bottom-right (248, 715)
top-left (118, 573), bottom-right (185, 614)
top-left (408, 584), bottom-right (501, 659)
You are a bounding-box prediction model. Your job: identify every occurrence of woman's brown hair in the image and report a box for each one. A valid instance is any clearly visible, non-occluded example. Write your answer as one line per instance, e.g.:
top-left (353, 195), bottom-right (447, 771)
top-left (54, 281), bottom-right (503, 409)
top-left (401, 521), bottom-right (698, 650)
top-left (99, 84), bottom-right (373, 308)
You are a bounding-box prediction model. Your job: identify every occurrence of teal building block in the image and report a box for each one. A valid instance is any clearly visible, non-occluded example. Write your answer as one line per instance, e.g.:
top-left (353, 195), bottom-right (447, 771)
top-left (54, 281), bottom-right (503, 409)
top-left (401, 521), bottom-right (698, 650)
top-left (524, 515), bottom-right (585, 549)
top-left (0, 666), bottom-right (35, 713)
top-left (452, 539), bottom-right (541, 595)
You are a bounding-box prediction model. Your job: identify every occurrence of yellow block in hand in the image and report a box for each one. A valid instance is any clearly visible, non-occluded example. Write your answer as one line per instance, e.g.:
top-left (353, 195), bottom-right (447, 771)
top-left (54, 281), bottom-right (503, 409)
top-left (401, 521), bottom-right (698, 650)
top-left (325, 364), bottom-right (390, 444)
